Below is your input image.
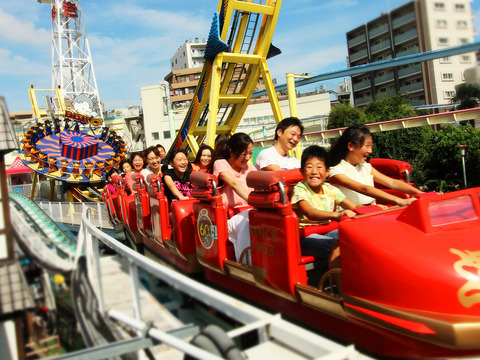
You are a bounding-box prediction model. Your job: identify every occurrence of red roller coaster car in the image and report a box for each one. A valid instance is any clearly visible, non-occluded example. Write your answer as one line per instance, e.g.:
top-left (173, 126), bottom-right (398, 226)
top-left (103, 159), bottom-right (480, 359)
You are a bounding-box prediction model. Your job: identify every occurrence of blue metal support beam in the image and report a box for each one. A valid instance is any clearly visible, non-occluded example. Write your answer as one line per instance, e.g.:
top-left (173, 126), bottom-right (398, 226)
top-left (252, 42), bottom-right (480, 98)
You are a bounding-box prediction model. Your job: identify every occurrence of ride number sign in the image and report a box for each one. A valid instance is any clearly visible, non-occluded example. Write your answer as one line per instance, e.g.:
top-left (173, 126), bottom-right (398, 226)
top-left (197, 208), bottom-right (217, 249)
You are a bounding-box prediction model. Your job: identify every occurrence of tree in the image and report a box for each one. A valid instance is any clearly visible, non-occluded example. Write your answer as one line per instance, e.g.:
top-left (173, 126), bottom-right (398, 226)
top-left (450, 83), bottom-right (480, 110)
top-left (422, 124), bottom-right (480, 191)
top-left (327, 101), bottom-right (367, 129)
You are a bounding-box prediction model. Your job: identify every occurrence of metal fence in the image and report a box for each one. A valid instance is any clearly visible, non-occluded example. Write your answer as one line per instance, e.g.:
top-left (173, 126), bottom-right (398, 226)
top-left (37, 201), bottom-right (112, 230)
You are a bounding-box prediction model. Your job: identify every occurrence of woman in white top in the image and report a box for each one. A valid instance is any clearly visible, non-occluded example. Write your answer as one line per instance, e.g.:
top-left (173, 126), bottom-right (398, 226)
top-left (329, 124), bottom-right (422, 206)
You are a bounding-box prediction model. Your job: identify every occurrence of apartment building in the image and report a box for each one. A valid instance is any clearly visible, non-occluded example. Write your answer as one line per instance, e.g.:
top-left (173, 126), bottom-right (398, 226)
top-left (346, 0), bottom-right (475, 107)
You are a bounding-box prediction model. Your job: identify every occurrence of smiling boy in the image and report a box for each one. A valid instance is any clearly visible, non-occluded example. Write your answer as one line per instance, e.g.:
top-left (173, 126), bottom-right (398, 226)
top-left (255, 117), bottom-right (304, 171)
top-left (291, 146), bottom-right (358, 265)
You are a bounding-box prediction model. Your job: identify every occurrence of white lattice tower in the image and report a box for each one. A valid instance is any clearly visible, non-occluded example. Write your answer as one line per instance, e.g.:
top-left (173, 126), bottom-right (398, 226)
top-left (45, 0), bottom-right (103, 117)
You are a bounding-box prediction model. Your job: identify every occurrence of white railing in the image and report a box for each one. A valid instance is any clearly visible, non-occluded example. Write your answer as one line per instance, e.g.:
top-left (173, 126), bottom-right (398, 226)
top-left (37, 201), bottom-right (113, 230)
top-left (68, 207), bottom-right (370, 360)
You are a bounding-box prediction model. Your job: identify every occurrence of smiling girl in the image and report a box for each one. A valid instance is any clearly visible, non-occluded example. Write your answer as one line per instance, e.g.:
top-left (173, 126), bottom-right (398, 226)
top-left (191, 144), bottom-right (214, 173)
top-left (213, 133), bottom-right (256, 208)
top-left (329, 124), bottom-right (422, 206)
top-left (162, 149), bottom-right (192, 204)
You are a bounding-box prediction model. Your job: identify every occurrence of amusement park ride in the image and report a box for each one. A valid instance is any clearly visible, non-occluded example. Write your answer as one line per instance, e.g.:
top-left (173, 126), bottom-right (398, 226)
top-left (19, 0), bottom-right (123, 201)
top-left (15, 0), bottom-right (480, 358)
top-left (100, 0), bottom-right (480, 359)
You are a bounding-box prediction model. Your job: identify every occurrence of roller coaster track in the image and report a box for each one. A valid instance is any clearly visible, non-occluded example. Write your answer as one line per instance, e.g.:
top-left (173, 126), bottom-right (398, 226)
top-left (171, 0), bottom-right (283, 156)
top-left (9, 192), bottom-right (76, 273)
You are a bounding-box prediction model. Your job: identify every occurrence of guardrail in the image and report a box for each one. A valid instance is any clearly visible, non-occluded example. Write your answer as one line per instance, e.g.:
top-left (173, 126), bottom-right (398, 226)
top-left (37, 201), bottom-right (112, 230)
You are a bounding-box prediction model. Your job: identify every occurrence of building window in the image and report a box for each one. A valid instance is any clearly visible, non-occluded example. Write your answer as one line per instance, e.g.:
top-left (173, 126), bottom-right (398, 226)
top-left (436, 19), bottom-right (447, 28)
top-left (459, 38), bottom-right (469, 44)
top-left (438, 37), bottom-right (449, 45)
top-left (440, 56), bottom-right (452, 63)
top-left (152, 132), bottom-right (159, 141)
top-left (444, 90), bottom-right (456, 99)
top-left (461, 55), bottom-right (471, 63)
top-left (457, 20), bottom-right (467, 28)
top-left (194, 74), bottom-right (201, 80)
top-left (434, 2), bottom-right (445, 10)
top-left (171, 62), bottom-right (174, 67)
top-left (442, 73), bottom-right (454, 81)
top-left (175, 59), bottom-right (177, 64)
top-left (455, 3), bottom-right (465, 11)
top-left (163, 131), bottom-right (171, 139)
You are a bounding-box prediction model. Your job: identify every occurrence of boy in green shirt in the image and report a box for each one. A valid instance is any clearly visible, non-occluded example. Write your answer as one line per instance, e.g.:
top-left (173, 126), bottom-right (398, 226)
top-left (291, 146), bottom-right (358, 267)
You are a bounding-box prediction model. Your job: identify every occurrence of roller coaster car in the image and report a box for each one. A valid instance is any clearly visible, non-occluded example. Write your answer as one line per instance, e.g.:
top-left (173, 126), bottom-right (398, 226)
top-left (139, 174), bottom-right (202, 273)
top-left (102, 181), bottom-right (121, 225)
top-left (340, 187), bottom-right (480, 355)
top-left (114, 175), bottom-right (139, 234)
top-left (104, 159), bottom-right (480, 358)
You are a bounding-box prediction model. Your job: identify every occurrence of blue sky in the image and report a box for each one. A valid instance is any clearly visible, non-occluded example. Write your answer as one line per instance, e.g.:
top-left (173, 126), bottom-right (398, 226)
top-left (1, 0), bottom-right (479, 112)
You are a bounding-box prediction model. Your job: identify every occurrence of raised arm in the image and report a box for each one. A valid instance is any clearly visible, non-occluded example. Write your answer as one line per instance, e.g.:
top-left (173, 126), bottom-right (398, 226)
top-left (329, 173), bottom-right (416, 206)
top-left (371, 167), bottom-right (423, 195)
top-left (218, 171), bottom-right (250, 202)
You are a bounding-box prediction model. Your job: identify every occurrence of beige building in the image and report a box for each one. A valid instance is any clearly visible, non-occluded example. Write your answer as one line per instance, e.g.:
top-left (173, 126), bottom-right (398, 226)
top-left (140, 84), bottom-right (331, 149)
top-left (346, 0), bottom-right (476, 107)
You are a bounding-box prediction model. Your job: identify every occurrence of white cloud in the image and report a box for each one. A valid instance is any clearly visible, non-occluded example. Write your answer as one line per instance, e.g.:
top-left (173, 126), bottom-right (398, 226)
top-left (0, 48), bottom-right (49, 76)
top-left (0, 7), bottom-right (50, 47)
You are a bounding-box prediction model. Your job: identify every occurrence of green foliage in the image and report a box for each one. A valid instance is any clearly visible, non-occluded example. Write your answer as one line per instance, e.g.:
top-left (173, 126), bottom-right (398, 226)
top-left (364, 92), bottom-right (417, 123)
top-left (451, 83), bottom-right (480, 110)
top-left (421, 124), bottom-right (480, 191)
top-left (327, 101), bottom-right (367, 129)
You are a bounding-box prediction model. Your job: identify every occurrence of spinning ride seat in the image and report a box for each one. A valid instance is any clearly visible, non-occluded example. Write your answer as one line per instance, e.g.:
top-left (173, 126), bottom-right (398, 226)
top-left (133, 175), bottom-right (152, 238)
top-left (190, 172), bottom-right (230, 273)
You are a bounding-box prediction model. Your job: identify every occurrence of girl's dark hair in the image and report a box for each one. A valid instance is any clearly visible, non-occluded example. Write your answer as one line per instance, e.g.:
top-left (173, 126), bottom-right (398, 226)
top-left (168, 148), bottom-right (192, 173)
top-left (329, 124), bottom-right (371, 167)
top-left (301, 146), bottom-right (330, 170)
top-left (129, 151), bottom-right (145, 168)
top-left (143, 146), bottom-right (160, 159)
top-left (193, 144), bottom-right (214, 172)
top-left (107, 169), bottom-right (118, 178)
top-left (214, 133), bottom-right (253, 161)
top-left (119, 159), bottom-right (132, 171)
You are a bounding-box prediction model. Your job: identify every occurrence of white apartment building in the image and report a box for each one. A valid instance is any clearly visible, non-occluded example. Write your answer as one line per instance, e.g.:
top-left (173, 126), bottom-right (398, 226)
top-left (170, 38), bottom-right (207, 71)
top-left (346, 0), bottom-right (476, 107)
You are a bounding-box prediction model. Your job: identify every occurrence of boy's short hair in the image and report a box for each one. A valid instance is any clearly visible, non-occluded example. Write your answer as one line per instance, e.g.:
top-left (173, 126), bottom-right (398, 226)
top-left (275, 117), bottom-right (304, 141)
top-left (300, 145), bottom-right (330, 170)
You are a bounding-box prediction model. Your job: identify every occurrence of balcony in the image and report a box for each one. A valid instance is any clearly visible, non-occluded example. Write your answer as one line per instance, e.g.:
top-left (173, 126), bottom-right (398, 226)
top-left (398, 64), bottom-right (422, 78)
top-left (355, 96), bottom-right (372, 106)
top-left (369, 23), bottom-right (389, 38)
top-left (400, 81), bottom-right (424, 93)
top-left (348, 34), bottom-right (366, 48)
top-left (394, 28), bottom-right (418, 45)
top-left (374, 72), bottom-right (395, 85)
top-left (349, 48), bottom-right (368, 62)
top-left (396, 45), bottom-right (419, 57)
top-left (392, 12), bottom-right (416, 28)
top-left (370, 39), bottom-right (391, 54)
top-left (377, 88), bottom-right (397, 98)
top-left (353, 79), bottom-right (372, 91)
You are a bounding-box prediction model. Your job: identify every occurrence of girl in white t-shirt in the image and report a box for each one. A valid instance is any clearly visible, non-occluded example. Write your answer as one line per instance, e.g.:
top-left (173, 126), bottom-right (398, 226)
top-left (329, 124), bottom-right (422, 206)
